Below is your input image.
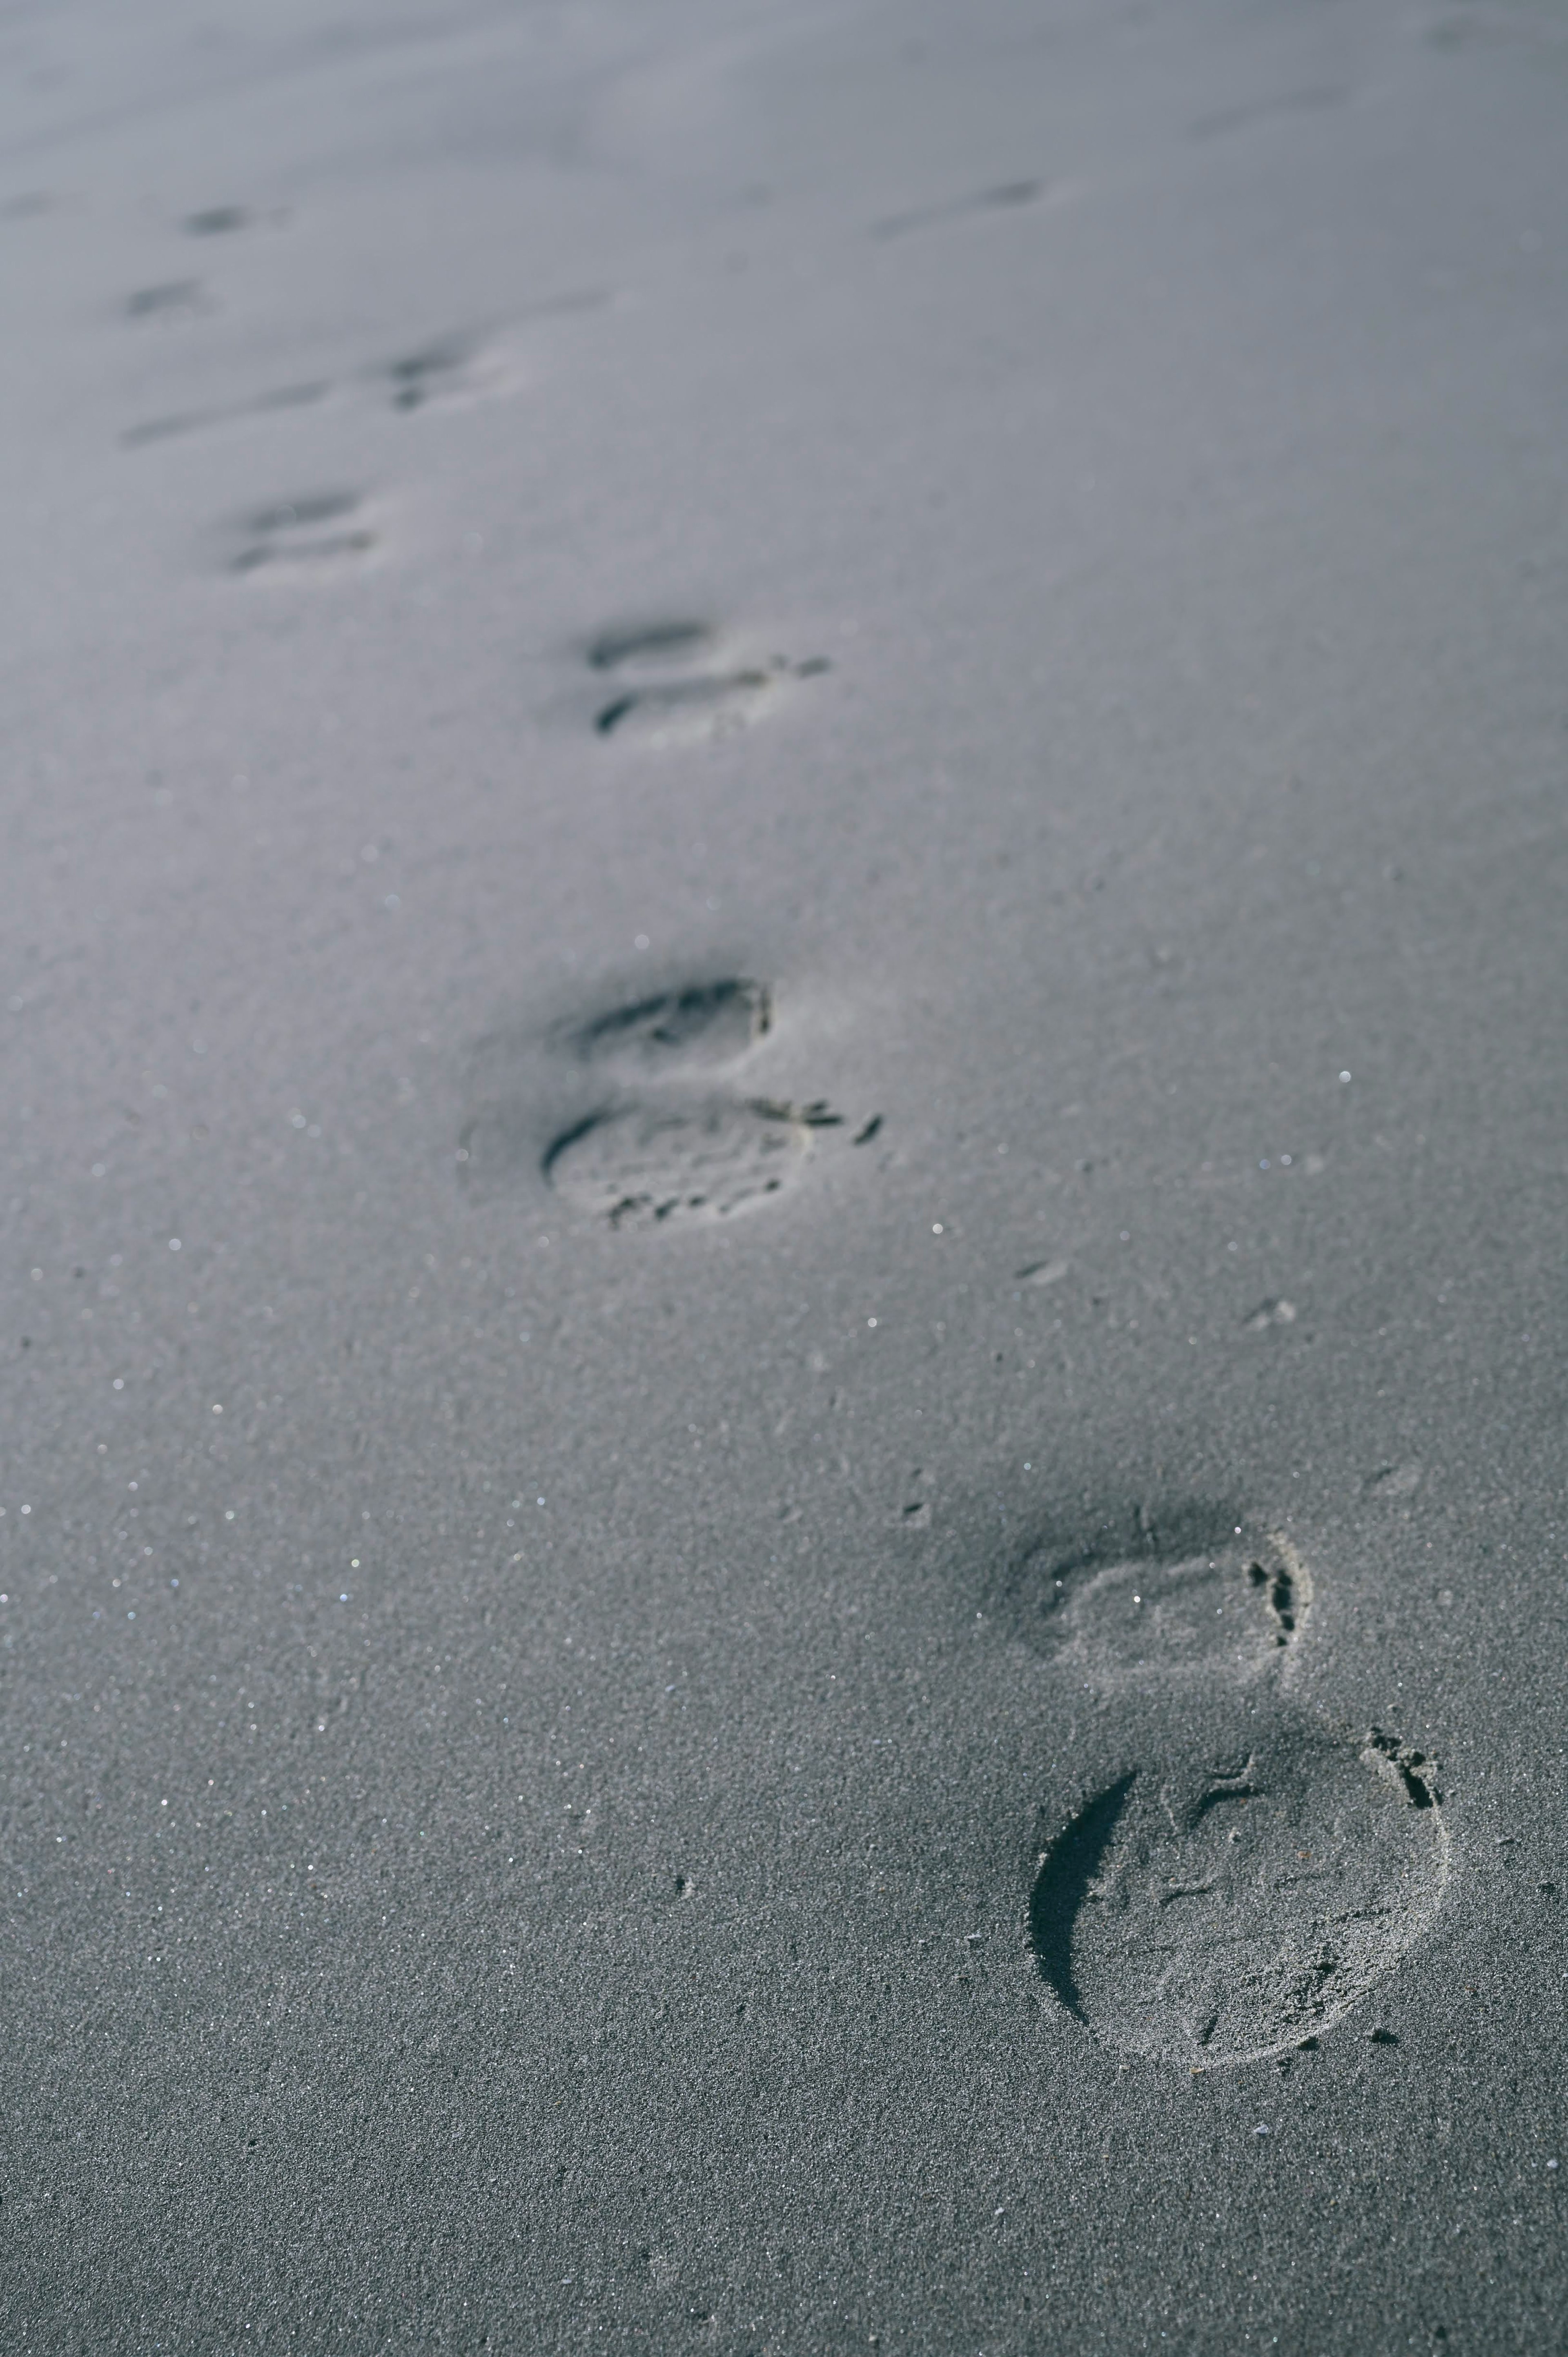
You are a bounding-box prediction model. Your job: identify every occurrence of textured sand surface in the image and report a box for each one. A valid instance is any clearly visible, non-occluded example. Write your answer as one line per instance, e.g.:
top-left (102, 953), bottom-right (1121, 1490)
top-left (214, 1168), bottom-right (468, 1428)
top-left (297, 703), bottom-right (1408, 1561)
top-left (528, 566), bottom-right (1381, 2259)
top-left (2, 1), bottom-right (1566, 2348)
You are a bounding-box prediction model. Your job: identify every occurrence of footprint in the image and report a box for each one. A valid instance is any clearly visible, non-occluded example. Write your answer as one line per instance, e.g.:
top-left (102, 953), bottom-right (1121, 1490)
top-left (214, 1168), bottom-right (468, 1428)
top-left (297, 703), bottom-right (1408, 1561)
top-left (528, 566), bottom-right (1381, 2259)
top-left (592, 658), bottom-right (829, 745)
top-left (1365, 1462), bottom-right (1422, 1500)
top-left (1243, 1298), bottom-right (1298, 1332)
top-left (183, 206), bottom-right (251, 236)
top-left (1031, 1726), bottom-right (1447, 2069)
top-left (1006, 1530), bottom-right (1308, 1686)
top-left (375, 290), bottom-right (609, 414)
top-left (1004, 1508), bottom-right (1448, 2065)
top-left (587, 619), bottom-right (716, 673)
top-left (227, 489), bottom-right (378, 578)
top-left (539, 1097), bottom-right (835, 1229)
top-left (594, 669), bottom-right (778, 742)
top-left (578, 611), bottom-right (829, 745)
top-left (375, 326), bottom-right (532, 413)
top-left (1016, 1258), bottom-right (1069, 1289)
top-left (126, 279), bottom-right (211, 321)
top-left (462, 974), bottom-right (861, 1229)
top-left (870, 178), bottom-right (1045, 241)
top-left (1424, 7), bottom-right (1568, 53)
top-left (556, 979), bottom-right (771, 1075)
top-left (1188, 85), bottom-right (1348, 141)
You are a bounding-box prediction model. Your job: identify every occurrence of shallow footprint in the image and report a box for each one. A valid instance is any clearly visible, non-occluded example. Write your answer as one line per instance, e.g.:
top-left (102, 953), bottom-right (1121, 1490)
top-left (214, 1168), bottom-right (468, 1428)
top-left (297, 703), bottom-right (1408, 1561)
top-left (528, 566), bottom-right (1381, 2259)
top-left (593, 669), bottom-right (778, 744)
top-left (596, 660), bottom-right (829, 745)
top-left (126, 278), bottom-right (210, 321)
top-left (1002, 1526), bottom-right (1308, 1687)
top-left (870, 177), bottom-right (1044, 241)
top-left (376, 327), bottom-right (529, 412)
top-left (183, 205), bottom-right (251, 235)
top-left (557, 979), bottom-right (771, 1075)
top-left (228, 489), bottom-right (378, 578)
top-left (541, 1097), bottom-right (830, 1228)
top-left (1031, 1726), bottom-right (1447, 2068)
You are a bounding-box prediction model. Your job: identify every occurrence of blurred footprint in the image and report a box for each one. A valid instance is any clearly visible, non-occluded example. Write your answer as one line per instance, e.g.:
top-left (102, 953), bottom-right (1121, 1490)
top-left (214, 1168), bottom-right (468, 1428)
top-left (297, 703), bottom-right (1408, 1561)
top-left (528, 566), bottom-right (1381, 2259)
top-left (123, 380), bottom-right (330, 450)
top-left (227, 488), bottom-right (379, 578)
top-left (125, 278), bottom-right (213, 322)
top-left (870, 177), bottom-right (1045, 241)
top-left (583, 615), bottom-right (829, 745)
top-left (555, 978), bottom-right (772, 1076)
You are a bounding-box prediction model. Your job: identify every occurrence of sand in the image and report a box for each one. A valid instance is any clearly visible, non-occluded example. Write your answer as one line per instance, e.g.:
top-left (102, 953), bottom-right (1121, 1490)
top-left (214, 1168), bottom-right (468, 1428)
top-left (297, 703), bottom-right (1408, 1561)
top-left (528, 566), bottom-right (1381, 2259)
top-left (1, 0), bottom-right (1565, 2347)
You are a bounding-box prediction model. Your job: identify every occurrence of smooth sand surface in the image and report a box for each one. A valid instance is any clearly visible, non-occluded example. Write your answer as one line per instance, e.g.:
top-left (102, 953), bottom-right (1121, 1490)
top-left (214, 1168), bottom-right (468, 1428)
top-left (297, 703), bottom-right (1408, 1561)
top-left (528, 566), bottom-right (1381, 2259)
top-left (2, 2), bottom-right (1566, 2347)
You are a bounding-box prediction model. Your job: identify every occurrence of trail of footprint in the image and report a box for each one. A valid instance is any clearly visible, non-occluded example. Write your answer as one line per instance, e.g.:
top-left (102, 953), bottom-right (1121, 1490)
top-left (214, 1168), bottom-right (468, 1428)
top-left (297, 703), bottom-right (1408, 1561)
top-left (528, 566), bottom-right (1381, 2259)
top-left (121, 294), bottom-right (604, 451)
top-left (870, 178), bottom-right (1045, 241)
top-left (1005, 1514), bottom-right (1448, 2067)
top-left (227, 489), bottom-right (378, 578)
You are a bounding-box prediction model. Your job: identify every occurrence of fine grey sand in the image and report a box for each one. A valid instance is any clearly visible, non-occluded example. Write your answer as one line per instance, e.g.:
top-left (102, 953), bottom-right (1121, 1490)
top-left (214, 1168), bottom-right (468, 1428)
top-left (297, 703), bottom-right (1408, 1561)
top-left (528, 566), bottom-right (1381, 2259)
top-left (2, 2), bottom-right (1566, 2348)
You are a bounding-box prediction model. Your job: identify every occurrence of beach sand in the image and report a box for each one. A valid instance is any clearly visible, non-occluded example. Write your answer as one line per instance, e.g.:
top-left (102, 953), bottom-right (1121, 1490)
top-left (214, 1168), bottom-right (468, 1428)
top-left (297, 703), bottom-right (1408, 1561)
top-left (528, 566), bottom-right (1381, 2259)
top-left (1, 1), bottom-right (1565, 2346)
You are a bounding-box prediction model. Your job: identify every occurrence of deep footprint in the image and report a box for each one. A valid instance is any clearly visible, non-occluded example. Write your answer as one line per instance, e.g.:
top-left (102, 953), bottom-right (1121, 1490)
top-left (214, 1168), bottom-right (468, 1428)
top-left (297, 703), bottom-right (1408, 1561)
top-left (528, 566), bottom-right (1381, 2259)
top-left (541, 1097), bottom-right (834, 1228)
top-left (557, 979), bottom-right (771, 1074)
top-left (1031, 1727), bottom-right (1447, 2068)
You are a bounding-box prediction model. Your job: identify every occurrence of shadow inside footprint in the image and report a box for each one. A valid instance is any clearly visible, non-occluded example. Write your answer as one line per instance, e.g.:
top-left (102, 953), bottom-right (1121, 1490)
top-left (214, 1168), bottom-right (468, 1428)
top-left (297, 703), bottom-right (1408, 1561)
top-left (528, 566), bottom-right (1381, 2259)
top-left (1031, 1773), bottom-right (1137, 2018)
